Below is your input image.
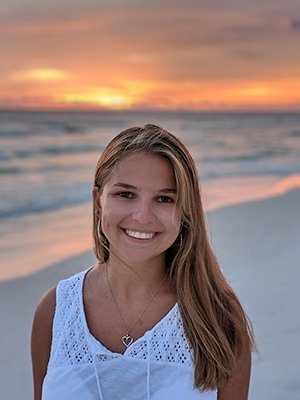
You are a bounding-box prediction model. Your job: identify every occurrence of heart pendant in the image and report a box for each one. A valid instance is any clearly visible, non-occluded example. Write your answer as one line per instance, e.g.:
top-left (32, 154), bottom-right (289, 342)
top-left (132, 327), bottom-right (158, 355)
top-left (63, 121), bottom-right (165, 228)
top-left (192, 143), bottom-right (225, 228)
top-left (122, 334), bottom-right (134, 347)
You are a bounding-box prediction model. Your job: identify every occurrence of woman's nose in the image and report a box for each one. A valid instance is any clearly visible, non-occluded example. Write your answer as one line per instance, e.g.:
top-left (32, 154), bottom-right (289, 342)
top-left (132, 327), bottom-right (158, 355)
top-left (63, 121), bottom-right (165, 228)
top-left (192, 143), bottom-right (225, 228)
top-left (131, 201), bottom-right (156, 224)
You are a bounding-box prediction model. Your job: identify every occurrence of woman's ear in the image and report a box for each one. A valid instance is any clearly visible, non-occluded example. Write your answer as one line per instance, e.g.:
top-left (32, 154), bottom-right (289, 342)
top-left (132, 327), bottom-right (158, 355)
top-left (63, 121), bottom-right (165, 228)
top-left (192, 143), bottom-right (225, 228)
top-left (92, 186), bottom-right (101, 209)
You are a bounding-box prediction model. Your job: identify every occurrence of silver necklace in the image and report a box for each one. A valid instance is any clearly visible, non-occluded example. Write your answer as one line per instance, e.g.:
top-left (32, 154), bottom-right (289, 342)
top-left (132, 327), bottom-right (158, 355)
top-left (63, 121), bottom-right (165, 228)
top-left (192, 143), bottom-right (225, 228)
top-left (105, 268), bottom-right (166, 348)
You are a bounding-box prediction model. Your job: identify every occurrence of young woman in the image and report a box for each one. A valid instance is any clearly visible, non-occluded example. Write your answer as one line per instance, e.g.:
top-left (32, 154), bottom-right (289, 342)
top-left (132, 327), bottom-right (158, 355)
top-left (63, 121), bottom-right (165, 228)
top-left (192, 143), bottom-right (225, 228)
top-left (31, 124), bottom-right (254, 400)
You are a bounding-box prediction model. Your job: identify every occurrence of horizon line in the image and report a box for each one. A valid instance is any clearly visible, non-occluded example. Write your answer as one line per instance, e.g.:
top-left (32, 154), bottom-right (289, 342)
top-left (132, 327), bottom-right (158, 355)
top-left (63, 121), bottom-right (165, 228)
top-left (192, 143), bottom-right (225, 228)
top-left (1, 107), bottom-right (300, 114)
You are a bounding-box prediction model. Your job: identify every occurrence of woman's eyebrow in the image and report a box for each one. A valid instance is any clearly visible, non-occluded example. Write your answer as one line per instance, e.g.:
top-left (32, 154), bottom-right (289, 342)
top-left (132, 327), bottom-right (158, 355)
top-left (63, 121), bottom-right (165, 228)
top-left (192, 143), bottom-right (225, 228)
top-left (113, 182), bottom-right (177, 193)
top-left (113, 182), bottom-right (136, 189)
top-left (158, 188), bottom-right (177, 194)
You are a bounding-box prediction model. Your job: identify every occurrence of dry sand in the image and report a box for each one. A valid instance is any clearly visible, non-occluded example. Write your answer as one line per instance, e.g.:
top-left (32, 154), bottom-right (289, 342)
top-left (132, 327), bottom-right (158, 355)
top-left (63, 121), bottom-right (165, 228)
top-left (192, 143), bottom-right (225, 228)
top-left (1, 189), bottom-right (300, 400)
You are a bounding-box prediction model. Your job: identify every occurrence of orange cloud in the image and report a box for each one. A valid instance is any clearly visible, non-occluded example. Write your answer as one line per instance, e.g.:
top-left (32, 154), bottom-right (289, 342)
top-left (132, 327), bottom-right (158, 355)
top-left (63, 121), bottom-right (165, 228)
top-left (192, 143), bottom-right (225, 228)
top-left (48, 79), bottom-right (300, 111)
top-left (11, 69), bottom-right (68, 82)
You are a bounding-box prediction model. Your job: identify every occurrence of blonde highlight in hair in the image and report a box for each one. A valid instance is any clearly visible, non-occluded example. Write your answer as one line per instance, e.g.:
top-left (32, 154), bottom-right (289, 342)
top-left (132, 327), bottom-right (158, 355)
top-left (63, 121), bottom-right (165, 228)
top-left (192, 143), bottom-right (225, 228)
top-left (92, 124), bottom-right (254, 390)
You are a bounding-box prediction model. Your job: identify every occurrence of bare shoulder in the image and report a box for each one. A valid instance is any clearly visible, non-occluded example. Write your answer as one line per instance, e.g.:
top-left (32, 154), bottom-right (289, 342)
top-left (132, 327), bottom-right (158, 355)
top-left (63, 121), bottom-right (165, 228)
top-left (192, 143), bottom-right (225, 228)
top-left (32, 287), bottom-right (57, 339)
top-left (31, 287), bottom-right (56, 400)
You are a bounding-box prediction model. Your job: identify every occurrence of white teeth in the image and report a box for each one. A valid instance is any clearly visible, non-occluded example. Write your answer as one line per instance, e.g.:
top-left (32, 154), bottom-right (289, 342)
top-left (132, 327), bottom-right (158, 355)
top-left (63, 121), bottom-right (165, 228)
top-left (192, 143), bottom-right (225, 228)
top-left (125, 230), bottom-right (155, 239)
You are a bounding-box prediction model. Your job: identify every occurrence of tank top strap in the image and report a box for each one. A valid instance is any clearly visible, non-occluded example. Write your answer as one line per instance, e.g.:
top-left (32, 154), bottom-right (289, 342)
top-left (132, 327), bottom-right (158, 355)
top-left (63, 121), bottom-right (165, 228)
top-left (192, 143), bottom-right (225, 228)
top-left (47, 268), bottom-right (94, 371)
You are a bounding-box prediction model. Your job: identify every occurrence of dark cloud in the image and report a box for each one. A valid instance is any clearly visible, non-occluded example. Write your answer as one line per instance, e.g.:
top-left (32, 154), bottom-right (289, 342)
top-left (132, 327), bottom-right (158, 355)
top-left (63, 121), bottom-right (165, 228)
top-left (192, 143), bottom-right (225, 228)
top-left (290, 19), bottom-right (300, 30)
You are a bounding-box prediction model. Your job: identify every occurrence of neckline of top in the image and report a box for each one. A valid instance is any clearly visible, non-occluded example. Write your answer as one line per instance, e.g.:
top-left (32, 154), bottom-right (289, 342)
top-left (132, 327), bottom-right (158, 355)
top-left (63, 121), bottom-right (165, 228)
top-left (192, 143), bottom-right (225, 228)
top-left (78, 266), bottom-right (178, 357)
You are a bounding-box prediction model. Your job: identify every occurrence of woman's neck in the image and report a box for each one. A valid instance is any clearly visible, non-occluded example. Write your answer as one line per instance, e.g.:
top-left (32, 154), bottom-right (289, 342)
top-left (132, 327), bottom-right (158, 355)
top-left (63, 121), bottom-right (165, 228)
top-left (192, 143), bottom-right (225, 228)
top-left (99, 253), bottom-right (170, 301)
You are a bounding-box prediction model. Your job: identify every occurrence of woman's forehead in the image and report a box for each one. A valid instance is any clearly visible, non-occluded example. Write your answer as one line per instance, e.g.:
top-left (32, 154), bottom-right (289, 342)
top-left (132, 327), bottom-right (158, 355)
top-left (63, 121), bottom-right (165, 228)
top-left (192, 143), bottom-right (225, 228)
top-left (106, 151), bottom-right (177, 190)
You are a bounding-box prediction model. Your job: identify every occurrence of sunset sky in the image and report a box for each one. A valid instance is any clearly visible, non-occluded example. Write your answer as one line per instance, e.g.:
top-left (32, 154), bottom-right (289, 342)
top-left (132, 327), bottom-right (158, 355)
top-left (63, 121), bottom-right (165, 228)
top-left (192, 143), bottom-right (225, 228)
top-left (1, 0), bottom-right (300, 111)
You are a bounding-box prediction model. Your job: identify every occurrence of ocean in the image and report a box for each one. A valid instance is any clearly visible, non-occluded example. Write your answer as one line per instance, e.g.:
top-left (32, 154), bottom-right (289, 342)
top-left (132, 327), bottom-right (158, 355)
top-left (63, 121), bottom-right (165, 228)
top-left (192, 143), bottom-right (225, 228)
top-left (1, 110), bottom-right (300, 280)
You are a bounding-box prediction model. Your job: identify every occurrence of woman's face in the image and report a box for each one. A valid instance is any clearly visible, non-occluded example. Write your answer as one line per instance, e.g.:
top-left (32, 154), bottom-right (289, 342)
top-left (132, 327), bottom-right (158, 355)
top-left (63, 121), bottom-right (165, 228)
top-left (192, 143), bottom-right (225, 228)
top-left (96, 151), bottom-right (181, 267)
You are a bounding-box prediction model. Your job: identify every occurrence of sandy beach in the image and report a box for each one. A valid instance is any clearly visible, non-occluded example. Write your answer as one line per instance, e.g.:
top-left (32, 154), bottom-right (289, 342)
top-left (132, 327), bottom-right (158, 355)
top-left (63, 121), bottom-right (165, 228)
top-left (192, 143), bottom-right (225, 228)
top-left (1, 188), bottom-right (300, 400)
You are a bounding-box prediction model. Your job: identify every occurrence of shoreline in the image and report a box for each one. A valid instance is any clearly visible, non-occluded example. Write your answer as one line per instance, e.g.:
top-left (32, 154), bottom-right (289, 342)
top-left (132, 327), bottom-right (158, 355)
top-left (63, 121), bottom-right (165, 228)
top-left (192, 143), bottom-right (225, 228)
top-left (1, 188), bottom-right (300, 399)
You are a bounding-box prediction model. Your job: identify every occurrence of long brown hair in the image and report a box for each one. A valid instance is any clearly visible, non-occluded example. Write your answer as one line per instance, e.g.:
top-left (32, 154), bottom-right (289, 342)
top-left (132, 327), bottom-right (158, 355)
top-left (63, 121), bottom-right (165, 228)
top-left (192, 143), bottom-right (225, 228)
top-left (92, 124), bottom-right (254, 390)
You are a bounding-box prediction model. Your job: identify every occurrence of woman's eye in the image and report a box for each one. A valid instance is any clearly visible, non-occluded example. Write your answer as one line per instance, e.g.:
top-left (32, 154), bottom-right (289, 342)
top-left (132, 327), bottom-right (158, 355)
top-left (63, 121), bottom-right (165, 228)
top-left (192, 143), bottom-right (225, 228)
top-left (117, 191), bottom-right (135, 199)
top-left (157, 196), bottom-right (174, 204)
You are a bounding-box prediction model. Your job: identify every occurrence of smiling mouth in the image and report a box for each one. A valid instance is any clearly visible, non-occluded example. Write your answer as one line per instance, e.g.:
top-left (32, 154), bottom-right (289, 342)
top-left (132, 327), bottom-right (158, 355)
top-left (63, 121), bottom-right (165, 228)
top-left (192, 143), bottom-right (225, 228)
top-left (124, 229), bottom-right (156, 240)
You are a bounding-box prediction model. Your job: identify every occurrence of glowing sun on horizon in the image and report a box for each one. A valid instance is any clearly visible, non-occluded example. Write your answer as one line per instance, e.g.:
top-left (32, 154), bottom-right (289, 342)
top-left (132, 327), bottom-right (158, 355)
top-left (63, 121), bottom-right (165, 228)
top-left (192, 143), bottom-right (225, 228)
top-left (57, 90), bottom-right (134, 109)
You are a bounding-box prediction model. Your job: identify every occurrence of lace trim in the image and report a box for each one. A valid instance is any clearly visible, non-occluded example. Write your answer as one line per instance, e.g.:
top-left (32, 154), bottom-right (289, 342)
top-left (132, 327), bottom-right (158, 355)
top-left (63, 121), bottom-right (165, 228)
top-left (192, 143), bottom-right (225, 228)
top-left (48, 272), bottom-right (94, 369)
top-left (125, 306), bottom-right (193, 365)
top-left (48, 269), bottom-right (194, 369)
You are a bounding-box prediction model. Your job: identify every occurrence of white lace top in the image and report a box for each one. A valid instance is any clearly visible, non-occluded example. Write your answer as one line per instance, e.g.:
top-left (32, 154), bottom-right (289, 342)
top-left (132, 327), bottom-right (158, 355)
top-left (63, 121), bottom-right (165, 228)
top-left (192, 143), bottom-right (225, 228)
top-left (42, 268), bottom-right (217, 400)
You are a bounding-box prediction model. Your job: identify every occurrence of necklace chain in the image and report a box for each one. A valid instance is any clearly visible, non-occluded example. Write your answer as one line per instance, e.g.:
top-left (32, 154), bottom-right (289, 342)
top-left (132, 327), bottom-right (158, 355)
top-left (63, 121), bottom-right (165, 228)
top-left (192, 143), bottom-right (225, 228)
top-left (105, 267), bottom-right (166, 348)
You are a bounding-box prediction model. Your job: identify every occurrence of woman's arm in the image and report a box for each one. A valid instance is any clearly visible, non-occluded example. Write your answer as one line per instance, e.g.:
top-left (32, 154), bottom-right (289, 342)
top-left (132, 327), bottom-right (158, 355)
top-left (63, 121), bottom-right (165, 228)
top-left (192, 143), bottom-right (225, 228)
top-left (217, 339), bottom-right (251, 400)
top-left (31, 287), bottom-right (56, 400)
